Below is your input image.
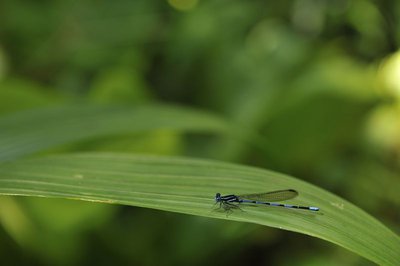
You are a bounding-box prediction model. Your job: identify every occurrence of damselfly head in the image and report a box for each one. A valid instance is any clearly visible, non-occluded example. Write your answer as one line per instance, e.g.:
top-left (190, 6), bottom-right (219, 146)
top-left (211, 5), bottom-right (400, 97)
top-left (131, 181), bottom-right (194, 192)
top-left (215, 193), bottom-right (221, 202)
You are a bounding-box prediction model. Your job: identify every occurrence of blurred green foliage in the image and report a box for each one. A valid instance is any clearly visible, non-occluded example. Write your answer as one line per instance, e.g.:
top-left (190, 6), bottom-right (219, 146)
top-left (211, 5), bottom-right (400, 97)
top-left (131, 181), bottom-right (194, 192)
top-left (0, 0), bottom-right (399, 265)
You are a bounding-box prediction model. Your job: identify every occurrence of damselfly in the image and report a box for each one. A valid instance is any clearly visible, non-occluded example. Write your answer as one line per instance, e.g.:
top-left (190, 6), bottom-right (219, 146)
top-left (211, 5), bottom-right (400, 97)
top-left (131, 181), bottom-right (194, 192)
top-left (215, 189), bottom-right (319, 212)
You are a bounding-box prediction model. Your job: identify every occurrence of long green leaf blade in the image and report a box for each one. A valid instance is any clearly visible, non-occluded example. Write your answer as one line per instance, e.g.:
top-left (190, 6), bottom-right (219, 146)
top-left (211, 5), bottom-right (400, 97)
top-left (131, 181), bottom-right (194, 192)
top-left (0, 104), bottom-right (228, 161)
top-left (0, 153), bottom-right (398, 265)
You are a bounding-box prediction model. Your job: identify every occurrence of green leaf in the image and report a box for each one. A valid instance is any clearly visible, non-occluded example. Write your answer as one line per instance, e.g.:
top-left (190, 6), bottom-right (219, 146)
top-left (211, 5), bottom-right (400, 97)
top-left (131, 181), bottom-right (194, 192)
top-left (0, 153), bottom-right (398, 265)
top-left (0, 104), bottom-right (228, 161)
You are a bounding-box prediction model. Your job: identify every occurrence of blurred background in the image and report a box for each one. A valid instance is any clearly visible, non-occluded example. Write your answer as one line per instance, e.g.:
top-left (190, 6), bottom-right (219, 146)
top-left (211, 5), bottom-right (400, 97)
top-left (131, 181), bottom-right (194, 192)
top-left (0, 0), bottom-right (399, 265)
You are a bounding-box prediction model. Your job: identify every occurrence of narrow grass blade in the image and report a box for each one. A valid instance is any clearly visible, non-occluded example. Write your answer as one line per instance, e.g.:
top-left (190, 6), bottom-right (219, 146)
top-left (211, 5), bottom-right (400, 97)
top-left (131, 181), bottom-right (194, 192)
top-left (0, 153), bottom-right (398, 265)
top-left (0, 104), bottom-right (227, 161)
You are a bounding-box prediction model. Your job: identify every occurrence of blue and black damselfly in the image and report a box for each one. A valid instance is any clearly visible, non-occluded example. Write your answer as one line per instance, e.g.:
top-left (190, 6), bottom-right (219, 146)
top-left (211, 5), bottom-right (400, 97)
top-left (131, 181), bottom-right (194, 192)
top-left (215, 189), bottom-right (319, 212)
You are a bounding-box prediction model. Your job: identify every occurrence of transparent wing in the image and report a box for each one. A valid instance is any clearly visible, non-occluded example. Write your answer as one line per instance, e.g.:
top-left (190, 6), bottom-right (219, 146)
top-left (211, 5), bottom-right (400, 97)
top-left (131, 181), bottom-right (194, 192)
top-left (238, 189), bottom-right (299, 202)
